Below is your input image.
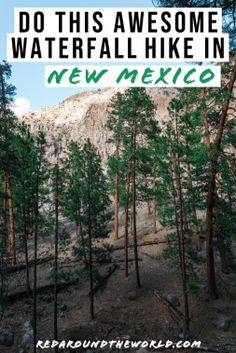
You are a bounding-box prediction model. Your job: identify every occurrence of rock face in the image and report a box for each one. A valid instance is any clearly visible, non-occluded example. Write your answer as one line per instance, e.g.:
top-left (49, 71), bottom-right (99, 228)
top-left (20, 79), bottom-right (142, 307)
top-left (19, 88), bottom-right (175, 165)
top-left (19, 81), bottom-right (236, 166)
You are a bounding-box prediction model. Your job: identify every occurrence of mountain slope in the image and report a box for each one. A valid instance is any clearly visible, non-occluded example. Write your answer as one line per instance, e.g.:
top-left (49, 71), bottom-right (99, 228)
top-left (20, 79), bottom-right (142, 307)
top-left (19, 87), bottom-right (175, 163)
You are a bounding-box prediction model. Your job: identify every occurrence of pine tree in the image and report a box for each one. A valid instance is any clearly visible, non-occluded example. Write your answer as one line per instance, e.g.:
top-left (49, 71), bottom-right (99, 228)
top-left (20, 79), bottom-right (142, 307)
top-left (32, 131), bottom-right (47, 353)
top-left (108, 88), bottom-right (157, 287)
top-left (13, 123), bottom-right (38, 294)
top-left (64, 140), bottom-right (111, 319)
top-left (153, 0), bottom-right (236, 47)
top-left (52, 142), bottom-right (61, 353)
top-left (205, 59), bottom-right (236, 298)
top-left (158, 60), bottom-right (236, 306)
top-left (0, 61), bottom-right (17, 265)
top-left (62, 142), bottom-right (88, 266)
top-left (107, 93), bottom-right (123, 241)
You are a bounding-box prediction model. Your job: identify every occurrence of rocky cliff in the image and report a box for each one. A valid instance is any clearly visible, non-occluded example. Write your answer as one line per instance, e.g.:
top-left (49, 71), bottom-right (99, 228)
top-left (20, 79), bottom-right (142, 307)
top-left (19, 80), bottom-right (236, 165)
top-left (19, 87), bottom-right (176, 164)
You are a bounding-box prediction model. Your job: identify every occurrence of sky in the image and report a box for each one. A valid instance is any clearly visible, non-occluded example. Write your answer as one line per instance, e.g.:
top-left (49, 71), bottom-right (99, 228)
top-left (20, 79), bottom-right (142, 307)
top-left (0, 0), bottom-right (153, 113)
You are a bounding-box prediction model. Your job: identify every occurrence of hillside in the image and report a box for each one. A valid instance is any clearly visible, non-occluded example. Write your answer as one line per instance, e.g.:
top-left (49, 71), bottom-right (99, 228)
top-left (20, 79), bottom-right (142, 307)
top-left (19, 88), bottom-right (176, 164)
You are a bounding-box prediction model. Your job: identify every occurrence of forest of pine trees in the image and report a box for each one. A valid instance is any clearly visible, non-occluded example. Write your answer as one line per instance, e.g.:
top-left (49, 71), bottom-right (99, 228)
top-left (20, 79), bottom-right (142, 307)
top-left (0, 16), bottom-right (236, 352)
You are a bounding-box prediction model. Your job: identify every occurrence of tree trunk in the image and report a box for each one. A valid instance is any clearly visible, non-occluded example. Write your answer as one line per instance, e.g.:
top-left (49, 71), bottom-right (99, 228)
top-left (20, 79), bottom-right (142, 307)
top-left (88, 177), bottom-right (94, 319)
top-left (206, 59), bottom-right (236, 299)
top-left (187, 163), bottom-right (201, 251)
top-left (172, 157), bottom-right (190, 332)
top-left (2, 175), bottom-right (8, 252)
top-left (172, 159), bottom-right (189, 235)
top-left (124, 172), bottom-right (130, 277)
top-left (7, 176), bottom-right (16, 265)
top-left (132, 130), bottom-right (141, 288)
top-left (174, 113), bottom-right (190, 332)
top-left (78, 207), bottom-right (83, 237)
top-left (54, 162), bottom-right (59, 353)
top-left (153, 176), bottom-right (157, 234)
top-left (214, 183), bottom-right (231, 274)
top-left (144, 175), bottom-right (152, 215)
top-left (114, 140), bottom-right (120, 240)
top-left (88, 220), bottom-right (94, 319)
top-left (33, 170), bottom-right (40, 353)
top-left (201, 90), bottom-right (211, 160)
top-left (1, 73), bottom-right (10, 261)
top-left (176, 166), bottom-right (190, 333)
top-left (78, 206), bottom-right (88, 268)
top-left (170, 166), bottom-right (182, 262)
top-left (215, 222), bottom-right (230, 274)
top-left (23, 207), bottom-right (31, 295)
top-left (114, 172), bottom-right (120, 240)
top-left (75, 219), bottom-right (79, 238)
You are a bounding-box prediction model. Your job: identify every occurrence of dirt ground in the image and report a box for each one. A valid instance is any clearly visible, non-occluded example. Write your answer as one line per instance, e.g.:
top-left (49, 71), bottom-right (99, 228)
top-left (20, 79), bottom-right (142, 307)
top-left (1, 205), bottom-right (236, 353)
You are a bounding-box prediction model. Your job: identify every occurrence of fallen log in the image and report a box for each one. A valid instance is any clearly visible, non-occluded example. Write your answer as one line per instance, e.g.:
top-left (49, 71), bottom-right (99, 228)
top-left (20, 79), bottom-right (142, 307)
top-left (7, 255), bottom-right (53, 273)
top-left (6, 280), bottom-right (75, 303)
top-left (113, 258), bottom-right (142, 263)
top-left (113, 240), bottom-right (174, 251)
top-left (91, 264), bottom-right (119, 296)
top-left (7, 264), bottom-right (118, 303)
top-left (153, 290), bottom-right (185, 324)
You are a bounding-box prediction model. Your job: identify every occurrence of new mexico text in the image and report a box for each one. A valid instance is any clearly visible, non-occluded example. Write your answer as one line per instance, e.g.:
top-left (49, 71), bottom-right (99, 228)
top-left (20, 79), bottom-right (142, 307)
top-left (45, 65), bottom-right (221, 87)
